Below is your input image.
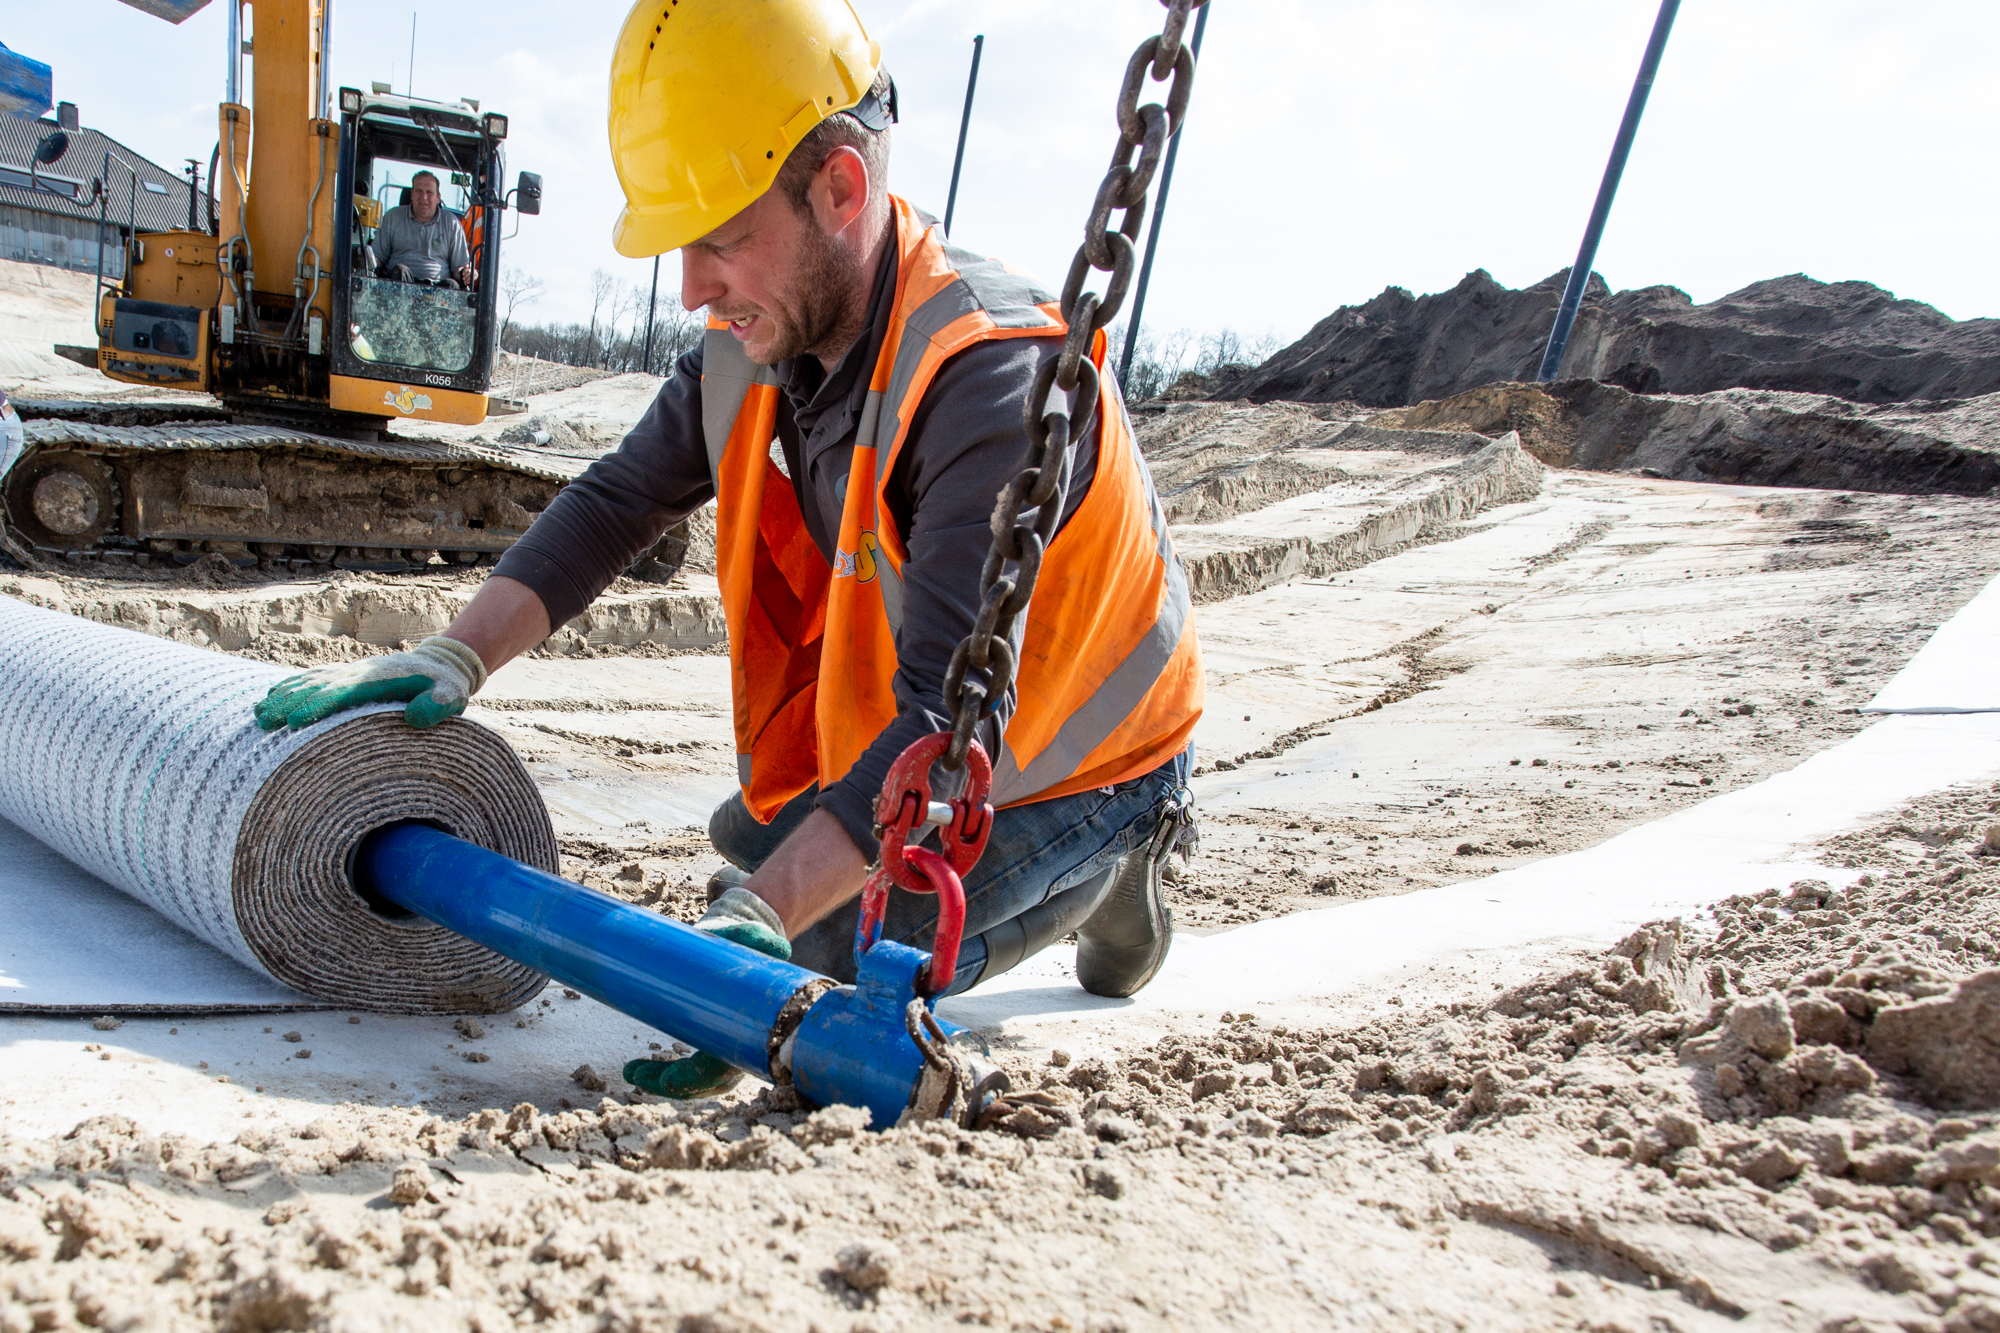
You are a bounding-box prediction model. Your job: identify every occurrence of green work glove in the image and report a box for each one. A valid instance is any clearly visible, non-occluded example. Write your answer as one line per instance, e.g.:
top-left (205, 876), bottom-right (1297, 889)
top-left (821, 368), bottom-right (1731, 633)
top-left (253, 636), bottom-right (488, 732)
top-left (625, 888), bottom-right (791, 1100)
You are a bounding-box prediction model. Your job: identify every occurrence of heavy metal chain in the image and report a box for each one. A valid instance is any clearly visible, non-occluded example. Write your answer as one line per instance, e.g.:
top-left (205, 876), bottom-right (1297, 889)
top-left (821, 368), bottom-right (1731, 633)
top-left (937, 0), bottom-right (1207, 771)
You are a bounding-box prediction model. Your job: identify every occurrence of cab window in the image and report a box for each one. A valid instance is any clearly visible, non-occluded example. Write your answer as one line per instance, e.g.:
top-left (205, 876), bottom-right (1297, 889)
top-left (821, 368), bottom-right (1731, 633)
top-left (346, 157), bottom-right (477, 373)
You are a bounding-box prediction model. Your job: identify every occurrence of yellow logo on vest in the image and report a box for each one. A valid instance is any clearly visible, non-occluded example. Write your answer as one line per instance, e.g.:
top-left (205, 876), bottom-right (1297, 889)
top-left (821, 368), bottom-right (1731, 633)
top-left (833, 531), bottom-right (880, 583)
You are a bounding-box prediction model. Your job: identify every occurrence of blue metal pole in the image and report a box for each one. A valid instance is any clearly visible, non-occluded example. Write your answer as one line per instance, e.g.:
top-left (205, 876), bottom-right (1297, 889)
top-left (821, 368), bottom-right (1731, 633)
top-left (357, 823), bottom-right (818, 1075)
top-left (1118, 1), bottom-right (1209, 391)
top-left (355, 823), bottom-right (999, 1130)
top-left (941, 35), bottom-right (983, 237)
top-left (1535, 0), bottom-right (1681, 384)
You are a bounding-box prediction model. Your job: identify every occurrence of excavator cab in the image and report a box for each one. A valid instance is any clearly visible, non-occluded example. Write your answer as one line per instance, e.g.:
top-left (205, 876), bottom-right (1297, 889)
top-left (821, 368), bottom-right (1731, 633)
top-left (327, 88), bottom-right (517, 427)
top-left (7, 4), bottom-right (606, 577)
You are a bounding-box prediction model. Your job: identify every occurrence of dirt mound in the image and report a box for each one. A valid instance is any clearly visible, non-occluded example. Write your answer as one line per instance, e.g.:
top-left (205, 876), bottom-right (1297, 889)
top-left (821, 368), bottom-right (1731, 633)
top-left (1377, 380), bottom-right (2000, 495)
top-left (1131, 398), bottom-right (1547, 602)
top-left (0, 566), bottom-right (726, 662)
top-left (489, 353), bottom-right (618, 401)
top-left (1134, 399), bottom-right (1371, 523)
top-left (1220, 268), bottom-right (2000, 408)
top-left (495, 414), bottom-right (587, 450)
top-left (9, 398), bottom-right (226, 427)
top-left (1171, 433), bottom-right (1545, 603)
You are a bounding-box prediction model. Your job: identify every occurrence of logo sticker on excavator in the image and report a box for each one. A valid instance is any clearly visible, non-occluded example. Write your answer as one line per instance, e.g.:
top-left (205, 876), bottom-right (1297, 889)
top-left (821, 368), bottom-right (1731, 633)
top-left (383, 387), bottom-right (434, 415)
top-left (834, 531), bottom-right (880, 583)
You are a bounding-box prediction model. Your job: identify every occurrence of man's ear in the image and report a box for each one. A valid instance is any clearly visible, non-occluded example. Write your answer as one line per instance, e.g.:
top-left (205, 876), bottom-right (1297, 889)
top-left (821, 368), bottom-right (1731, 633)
top-left (811, 145), bottom-right (872, 238)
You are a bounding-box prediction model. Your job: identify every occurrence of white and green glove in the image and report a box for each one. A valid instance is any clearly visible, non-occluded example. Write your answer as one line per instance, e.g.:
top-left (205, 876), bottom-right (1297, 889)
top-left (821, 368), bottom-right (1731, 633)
top-left (254, 636), bottom-right (489, 732)
top-left (625, 888), bottom-right (791, 1099)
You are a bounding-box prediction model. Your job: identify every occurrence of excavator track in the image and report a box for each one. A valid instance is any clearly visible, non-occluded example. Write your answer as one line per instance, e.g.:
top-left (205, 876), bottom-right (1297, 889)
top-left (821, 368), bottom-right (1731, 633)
top-left (8, 399), bottom-right (233, 428)
top-left (4, 416), bottom-right (593, 576)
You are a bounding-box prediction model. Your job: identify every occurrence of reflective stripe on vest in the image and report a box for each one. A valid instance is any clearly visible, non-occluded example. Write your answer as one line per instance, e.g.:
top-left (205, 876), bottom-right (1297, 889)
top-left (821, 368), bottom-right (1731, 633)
top-left (699, 195), bottom-right (1203, 820)
top-left (700, 327), bottom-right (779, 479)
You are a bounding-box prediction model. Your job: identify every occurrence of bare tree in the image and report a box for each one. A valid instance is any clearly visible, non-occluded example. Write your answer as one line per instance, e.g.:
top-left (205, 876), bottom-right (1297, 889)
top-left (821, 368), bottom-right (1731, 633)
top-left (1196, 328), bottom-right (1244, 376)
top-left (1106, 323), bottom-right (1197, 401)
top-left (585, 269), bottom-right (617, 363)
top-left (646, 301), bottom-right (699, 375)
top-left (625, 279), bottom-right (652, 368)
top-left (499, 266), bottom-right (546, 344)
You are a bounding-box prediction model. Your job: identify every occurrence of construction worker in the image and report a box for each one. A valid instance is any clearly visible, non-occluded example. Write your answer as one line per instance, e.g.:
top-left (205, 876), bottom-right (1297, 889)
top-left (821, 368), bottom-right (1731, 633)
top-left (255, 0), bottom-right (1203, 1096)
top-left (373, 170), bottom-right (474, 289)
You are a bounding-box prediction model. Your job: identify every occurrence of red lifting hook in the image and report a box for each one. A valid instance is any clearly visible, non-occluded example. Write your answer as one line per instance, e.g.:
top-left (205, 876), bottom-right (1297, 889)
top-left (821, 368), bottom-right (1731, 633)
top-left (853, 732), bottom-right (994, 996)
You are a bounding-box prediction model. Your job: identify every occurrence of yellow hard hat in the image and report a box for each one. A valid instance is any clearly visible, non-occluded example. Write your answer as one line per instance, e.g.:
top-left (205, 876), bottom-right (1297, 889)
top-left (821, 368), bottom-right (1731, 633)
top-left (608, 0), bottom-right (885, 258)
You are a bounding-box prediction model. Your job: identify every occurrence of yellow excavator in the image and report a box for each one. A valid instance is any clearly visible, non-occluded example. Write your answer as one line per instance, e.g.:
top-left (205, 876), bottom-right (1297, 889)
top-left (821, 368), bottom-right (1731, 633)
top-left (4, 0), bottom-right (687, 578)
top-left (102, 0), bottom-right (536, 428)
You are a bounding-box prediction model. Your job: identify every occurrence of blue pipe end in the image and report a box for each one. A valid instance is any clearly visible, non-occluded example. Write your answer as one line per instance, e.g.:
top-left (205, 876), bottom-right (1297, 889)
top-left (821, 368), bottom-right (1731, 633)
top-left (355, 823), bottom-right (1009, 1129)
top-left (791, 940), bottom-right (939, 1132)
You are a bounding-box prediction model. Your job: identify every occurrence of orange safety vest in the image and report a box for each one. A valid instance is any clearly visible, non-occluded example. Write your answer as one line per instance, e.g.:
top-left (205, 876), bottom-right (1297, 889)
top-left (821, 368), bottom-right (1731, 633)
top-left (462, 206), bottom-right (485, 268)
top-left (701, 196), bottom-right (1204, 822)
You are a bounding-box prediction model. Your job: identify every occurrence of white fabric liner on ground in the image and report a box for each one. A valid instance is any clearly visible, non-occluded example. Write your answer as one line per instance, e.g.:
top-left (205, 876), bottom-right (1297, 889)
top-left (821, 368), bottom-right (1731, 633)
top-left (1864, 568), bottom-right (2000, 713)
top-left (7, 569), bottom-right (1998, 1022)
top-left (941, 711), bottom-right (2000, 1033)
top-left (0, 818), bottom-right (315, 1012)
top-left (0, 596), bottom-right (558, 1014)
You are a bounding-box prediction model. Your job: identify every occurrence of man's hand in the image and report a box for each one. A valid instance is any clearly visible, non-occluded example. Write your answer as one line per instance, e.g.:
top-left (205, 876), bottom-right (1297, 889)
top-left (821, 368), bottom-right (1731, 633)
top-left (254, 635), bottom-right (487, 731)
top-left (254, 575), bottom-right (551, 730)
top-left (625, 888), bottom-right (790, 1099)
top-left (456, 265), bottom-right (474, 289)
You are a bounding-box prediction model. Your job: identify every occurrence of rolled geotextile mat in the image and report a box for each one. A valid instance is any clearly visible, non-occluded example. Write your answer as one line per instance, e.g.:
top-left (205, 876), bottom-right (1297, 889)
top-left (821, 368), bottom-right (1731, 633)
top-left (0, 595), bottom-right (554, 1013)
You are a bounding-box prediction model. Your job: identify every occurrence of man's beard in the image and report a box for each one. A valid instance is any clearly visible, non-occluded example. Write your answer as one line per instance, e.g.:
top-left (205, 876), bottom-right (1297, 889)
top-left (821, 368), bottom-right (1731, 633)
top-left (742, 216), bottom-right (864, 366)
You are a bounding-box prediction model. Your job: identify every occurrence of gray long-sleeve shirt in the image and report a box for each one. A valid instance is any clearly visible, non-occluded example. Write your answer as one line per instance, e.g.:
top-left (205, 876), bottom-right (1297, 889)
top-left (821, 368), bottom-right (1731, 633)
top-left (372, 204), bottom-right (471, 282)
top-left (494, 236), bottom-right (1100, 858)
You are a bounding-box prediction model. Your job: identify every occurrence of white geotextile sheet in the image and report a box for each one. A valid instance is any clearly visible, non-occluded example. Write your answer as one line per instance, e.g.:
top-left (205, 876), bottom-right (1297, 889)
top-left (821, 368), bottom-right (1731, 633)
top-left (0, 817), bottom-right (317, 1012)
top-left (944, 566), bottom-right (2000, 1029)
top-left (945, 712), bottom-right (2000, 1030)
top-left (1865, 569), bottom-right (2000, 713)
top-left (9, 560), bottom-right (1994, 1019)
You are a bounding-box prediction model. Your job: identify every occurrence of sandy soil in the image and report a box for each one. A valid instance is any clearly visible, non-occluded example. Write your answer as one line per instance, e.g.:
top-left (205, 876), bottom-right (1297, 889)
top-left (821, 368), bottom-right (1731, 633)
top-left (5, 788), bottom-right (1997, 1331)
top-left (9, 285), bottom-right (2000, 1328)
top-left (0, 261), bottom-right (102, 392)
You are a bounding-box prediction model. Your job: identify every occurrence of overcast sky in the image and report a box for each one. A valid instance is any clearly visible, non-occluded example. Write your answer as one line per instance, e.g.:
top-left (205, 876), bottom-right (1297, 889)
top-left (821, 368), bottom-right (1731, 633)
top-left (10, 1), bottom-right (1998, 349)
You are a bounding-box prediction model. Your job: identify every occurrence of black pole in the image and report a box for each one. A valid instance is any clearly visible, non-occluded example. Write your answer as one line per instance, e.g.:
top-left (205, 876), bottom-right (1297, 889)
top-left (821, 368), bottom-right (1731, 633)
top-left (1118, 1), bottom-right (1209, 390)
top-left (1536, 0), bottom-right (1680, 383)
top-left (185, 158), bottom-right (201, 231)
top-left (642, 253), bottom-right (660, 373)
top-left (942, 34), bottom-right (984, 236)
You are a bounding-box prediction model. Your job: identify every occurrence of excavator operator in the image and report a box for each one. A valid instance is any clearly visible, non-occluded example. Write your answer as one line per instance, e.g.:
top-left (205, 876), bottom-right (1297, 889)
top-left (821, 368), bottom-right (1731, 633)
top-left (373, 170), bottom-right (474, 289)
top-left (254, 0), bottom-right (1205, 1099)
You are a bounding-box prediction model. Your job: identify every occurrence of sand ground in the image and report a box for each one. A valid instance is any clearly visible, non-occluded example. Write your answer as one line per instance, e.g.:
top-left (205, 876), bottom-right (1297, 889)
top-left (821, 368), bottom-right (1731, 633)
top-left (5, 269), bottom-right (2000, 1329)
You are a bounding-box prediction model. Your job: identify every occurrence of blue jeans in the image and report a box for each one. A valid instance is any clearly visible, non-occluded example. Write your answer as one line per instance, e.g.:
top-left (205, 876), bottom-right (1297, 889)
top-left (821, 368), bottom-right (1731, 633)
top-left (708, 749), bottom-right (1191, 996)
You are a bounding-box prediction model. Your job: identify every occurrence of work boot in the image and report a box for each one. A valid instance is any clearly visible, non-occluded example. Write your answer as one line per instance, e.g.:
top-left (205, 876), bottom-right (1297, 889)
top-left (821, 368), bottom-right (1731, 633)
top-left (1074, 849), bottom-right (1172, 997)
top-left (1075, 790), bottom-right (1192, 998)
top-left (705, 863), bottom-right (752, 906)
